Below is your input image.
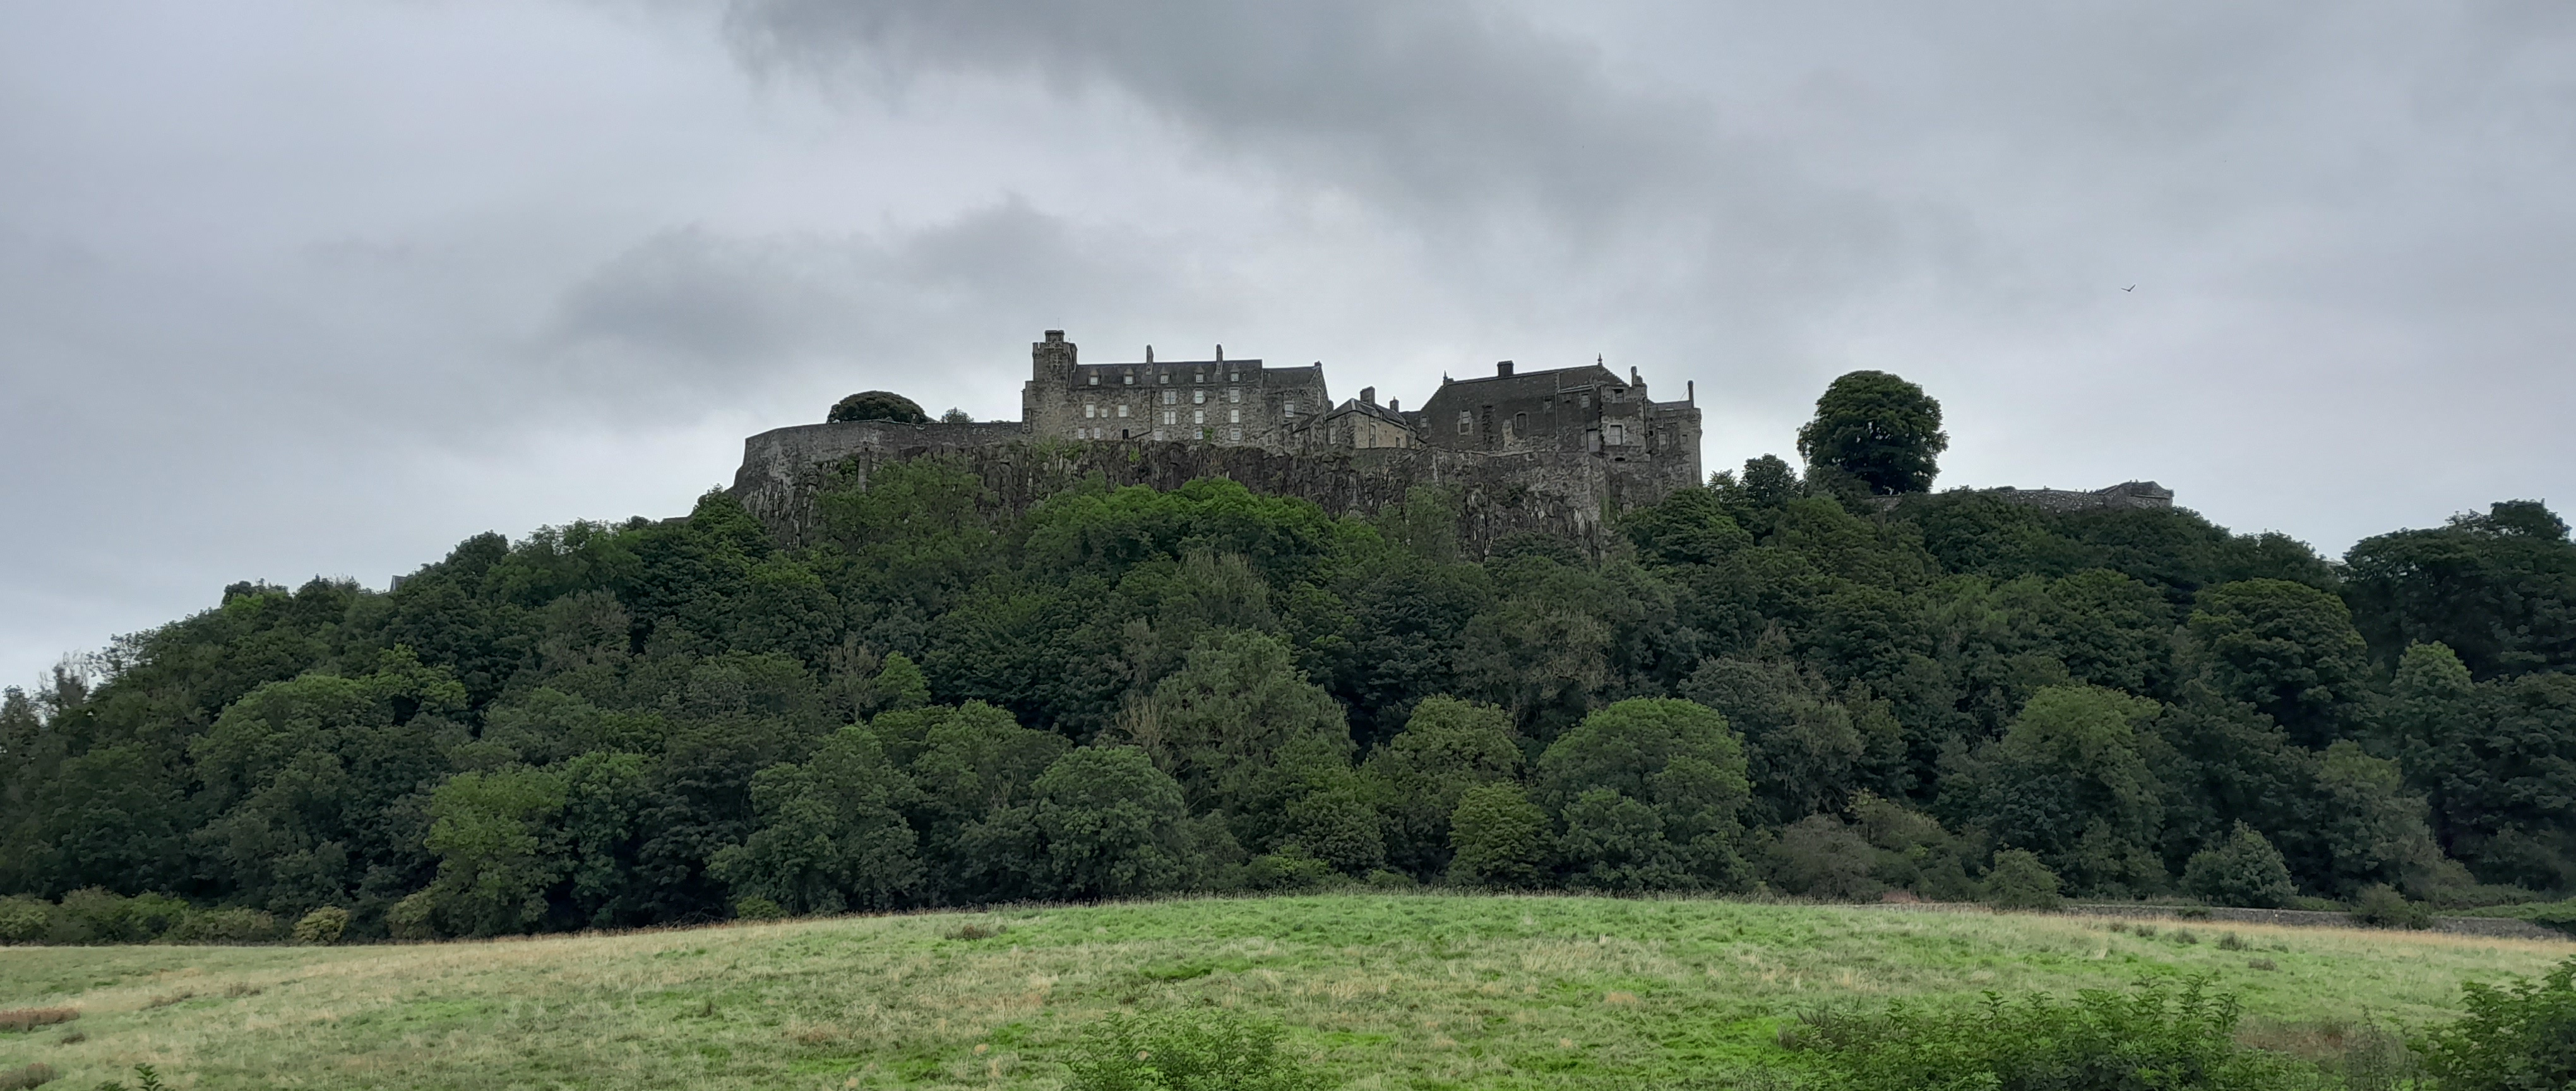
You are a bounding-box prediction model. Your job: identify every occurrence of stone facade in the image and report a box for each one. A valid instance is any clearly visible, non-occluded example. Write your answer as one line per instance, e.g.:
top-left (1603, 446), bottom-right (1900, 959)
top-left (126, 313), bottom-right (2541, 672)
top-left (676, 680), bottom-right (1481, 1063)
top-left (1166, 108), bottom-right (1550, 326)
top-left (1021, 330), bottom-right (1330, 448)
top-left (732, 331), bottom-right (1709, 557)
top-left (1981, 480), bottom-right (2174, 512)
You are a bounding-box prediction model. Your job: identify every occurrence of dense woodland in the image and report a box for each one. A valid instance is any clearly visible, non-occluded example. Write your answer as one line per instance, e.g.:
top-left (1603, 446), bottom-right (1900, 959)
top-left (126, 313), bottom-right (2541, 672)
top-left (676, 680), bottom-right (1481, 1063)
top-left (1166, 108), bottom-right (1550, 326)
top-left (4, 374), bottom-right (2573, 941)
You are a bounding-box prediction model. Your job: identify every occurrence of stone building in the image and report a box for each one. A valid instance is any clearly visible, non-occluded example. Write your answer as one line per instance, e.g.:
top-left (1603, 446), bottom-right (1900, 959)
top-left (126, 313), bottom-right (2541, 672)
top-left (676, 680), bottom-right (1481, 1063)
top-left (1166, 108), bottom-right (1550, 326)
top-left (1021, 330), bottom-right (1330, 448)
top-left (1415, 358), bottom-right (1701, 465)
top-left (1295, 386), bottom-right (1418, 450)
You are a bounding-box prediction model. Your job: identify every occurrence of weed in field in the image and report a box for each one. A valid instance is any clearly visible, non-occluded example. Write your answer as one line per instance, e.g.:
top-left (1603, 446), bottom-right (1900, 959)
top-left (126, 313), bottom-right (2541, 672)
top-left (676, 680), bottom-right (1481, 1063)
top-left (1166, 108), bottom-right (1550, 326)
top-left (1784, 977), bottom-right (2310, 1091)
top-left (0, 1008), bottom-right (76, 1033)
top-left (141, 991), bottom-right (191, 1009)
top-left (1066, 1010), bottom-right (1321, 1091)
top-left (89, 1064), bottom-right (164, 1091)
top-left (943, 920), bottom-right (1008, 941)
top-left (2251, 958), bottom-right (2281, 972)
top-left (2176, 929), bottom-right (2201, 945)
top-left (2221, 933), bottom-right (2248, 951)
top-left (53, 1032), bottom-right (83, 1046)
top-left (0, 1063), bottom-right (55, 1090)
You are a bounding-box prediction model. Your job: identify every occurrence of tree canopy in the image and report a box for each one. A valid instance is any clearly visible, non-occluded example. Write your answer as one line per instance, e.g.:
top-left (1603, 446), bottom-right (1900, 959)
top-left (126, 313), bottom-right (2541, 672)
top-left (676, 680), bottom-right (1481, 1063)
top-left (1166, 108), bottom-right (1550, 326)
top-left (827, 390), bottom-right (930, 424)
top-left (1795, 370), bottom-right (1948, 495)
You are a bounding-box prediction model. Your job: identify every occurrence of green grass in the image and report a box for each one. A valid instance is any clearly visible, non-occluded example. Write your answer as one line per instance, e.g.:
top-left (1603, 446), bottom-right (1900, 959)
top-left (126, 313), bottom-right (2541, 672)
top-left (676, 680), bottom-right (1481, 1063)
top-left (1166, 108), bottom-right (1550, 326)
top-left (1, 893), bottom-right (2568, 1089)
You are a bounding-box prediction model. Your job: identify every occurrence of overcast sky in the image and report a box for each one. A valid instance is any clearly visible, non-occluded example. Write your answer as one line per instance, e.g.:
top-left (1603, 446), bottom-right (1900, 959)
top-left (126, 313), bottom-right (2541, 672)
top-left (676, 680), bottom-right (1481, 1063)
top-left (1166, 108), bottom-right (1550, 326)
top-left (5, 1), bottom-right (2573, 685)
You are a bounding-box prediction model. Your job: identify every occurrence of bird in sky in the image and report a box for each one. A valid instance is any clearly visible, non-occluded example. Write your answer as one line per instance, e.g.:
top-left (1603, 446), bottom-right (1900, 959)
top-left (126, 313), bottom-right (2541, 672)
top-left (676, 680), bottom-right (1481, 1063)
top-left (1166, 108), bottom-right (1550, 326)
top-left (2122, 285), bottom-right (2136, 292)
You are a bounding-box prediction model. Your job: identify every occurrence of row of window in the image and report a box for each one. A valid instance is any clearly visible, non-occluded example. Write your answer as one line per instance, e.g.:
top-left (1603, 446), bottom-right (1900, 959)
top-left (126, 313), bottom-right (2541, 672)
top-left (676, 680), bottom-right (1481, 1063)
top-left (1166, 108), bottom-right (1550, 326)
top-left (1086, 371), bottom-right (1248, 386)
top-left (1072, 426), bottom-right (1248, 442)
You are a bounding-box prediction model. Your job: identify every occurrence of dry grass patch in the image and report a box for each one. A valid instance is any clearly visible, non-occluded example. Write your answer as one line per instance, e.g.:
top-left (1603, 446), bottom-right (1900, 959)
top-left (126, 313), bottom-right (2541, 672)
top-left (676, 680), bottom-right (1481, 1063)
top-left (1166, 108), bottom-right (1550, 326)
top-left (0, 1009), bottom-right (75, 1034)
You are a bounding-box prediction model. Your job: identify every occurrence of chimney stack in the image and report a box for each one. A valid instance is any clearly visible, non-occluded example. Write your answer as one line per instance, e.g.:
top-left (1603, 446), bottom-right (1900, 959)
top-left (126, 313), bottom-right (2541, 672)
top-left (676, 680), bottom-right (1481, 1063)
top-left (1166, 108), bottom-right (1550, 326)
top-left (1361, 386), bottom-right (1376, 405)
top-left (1044, 330), bottom-right (1064, 343)
top-left (1630, 366), bottom-right (1641, 386)
top-left (1389, 398), bottom-right (1400, 412)
top-left (1215, 344), bottom-right (1224, 362)
top-left (1497, 360), bottom-right (1514, 377)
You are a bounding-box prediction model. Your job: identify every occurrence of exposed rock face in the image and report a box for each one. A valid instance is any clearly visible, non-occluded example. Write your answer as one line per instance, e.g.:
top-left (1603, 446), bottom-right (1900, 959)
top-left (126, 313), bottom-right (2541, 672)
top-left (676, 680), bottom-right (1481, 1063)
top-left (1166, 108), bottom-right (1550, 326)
top-left (730, 420), bottom-right (1695, 556)
top-left (1980, 480), bottom-right (2176, 511)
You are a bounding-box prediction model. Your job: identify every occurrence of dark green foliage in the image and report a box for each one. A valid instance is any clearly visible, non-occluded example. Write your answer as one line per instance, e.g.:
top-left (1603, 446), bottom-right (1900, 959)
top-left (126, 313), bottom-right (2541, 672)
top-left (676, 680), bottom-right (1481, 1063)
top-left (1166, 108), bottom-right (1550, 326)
top-left (2351, 884), bottom-right (2433, 930)
top-left (1445, 784), bottom-right (1550, 887)
top-left (1981, 849), bottom-right (2063, 910)
top-left (1786, 978), bottom-right (2312, 1091)
top-left (2183, 823), bottom-right (2298, 909)
top-left (1795, 370), bottom-right (1948, 496)
top-left (1066, 1010), bottom-right (1322, 1091)
top-left (2415, 957), bottom-right (2576, 1091)
top-left (826, 391), bottom-right (929, 424)
top-left (8, 367), bottom-right (2574, 931)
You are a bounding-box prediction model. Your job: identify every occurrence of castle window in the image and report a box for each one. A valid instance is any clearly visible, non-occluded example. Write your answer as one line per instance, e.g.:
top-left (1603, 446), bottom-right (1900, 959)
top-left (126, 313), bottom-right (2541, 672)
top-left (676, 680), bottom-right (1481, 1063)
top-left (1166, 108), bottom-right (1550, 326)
top-left (1160, 374), bottom-right (1170, 384)
top-left (1193, 410), bottom-right (1206, 424)
top-left (1123, 375), bottom-right (1133, 385)
top-left (1285, 400), bottom-right (1297, 416)
top-left (1193, 390), bottom-right (1206, 405)
top-left (1083, 404), bottom-right (1096, 418)
top-left (1580, 394), bottom-right (1591, 408)
top-left (1513, 412), bottom-right (1527, 438)
top-left (1162, 391), bottom-right (1176, 405)
top-left (1088, 375), bottom-right (1099, 385)
top-left (1117, 404), bottom-right (1130, 417)
top-left (1195, 373), bottom-right (1206, 383)
top-left (1457, 411), bottom-right (1472, 434)
top-left (1229, 427), bottom-right (1242, 441)
top-left (1153, 428), bottom-right (1166, 440)
top-left (1229, 373), bottom-right (1239, 383)
top-left (1607, 423), bottom-right (1625, 445)
top-left (1229, 408), bottom-right (1241, 424)
top-left (1227, 388), bottom-right (1241, 403)
top-left (1162, 410), bottom-right (1177, 425)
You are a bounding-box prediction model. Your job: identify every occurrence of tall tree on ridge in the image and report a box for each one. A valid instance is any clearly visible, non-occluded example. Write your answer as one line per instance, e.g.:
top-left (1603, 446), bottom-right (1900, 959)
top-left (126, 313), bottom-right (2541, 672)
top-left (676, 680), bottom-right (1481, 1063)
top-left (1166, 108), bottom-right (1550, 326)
top-left (1796, 371), bottom-right (1948, 496)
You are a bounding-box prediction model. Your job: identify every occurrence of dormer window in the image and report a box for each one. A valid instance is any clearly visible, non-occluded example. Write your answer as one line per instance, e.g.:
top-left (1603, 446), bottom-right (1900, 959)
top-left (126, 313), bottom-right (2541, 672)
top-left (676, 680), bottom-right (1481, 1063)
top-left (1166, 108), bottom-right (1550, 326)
top-left (1123, 375), bottom-right (1134, 385)
top-left (1088, 374), bottom-right (1099, 386)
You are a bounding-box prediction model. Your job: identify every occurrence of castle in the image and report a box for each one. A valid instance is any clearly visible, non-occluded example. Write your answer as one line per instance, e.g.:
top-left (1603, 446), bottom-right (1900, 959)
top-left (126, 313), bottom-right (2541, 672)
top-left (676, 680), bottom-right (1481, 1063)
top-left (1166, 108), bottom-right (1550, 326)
top-left (732, 331), bottom-right (1705, 555)
top-left (1018, 330), bottom-right (1704, 465)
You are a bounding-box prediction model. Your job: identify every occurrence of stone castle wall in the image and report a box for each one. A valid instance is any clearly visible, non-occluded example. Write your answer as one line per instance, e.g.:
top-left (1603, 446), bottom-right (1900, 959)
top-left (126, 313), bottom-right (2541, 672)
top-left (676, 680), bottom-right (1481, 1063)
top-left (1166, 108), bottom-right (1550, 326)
top-left (730, 420), bottom-right (1693, 556)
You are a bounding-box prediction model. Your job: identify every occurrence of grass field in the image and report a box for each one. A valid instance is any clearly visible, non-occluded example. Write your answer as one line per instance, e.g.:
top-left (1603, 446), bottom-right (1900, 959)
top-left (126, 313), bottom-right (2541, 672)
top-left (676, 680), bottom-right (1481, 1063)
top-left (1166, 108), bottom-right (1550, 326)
top-left (2, 893), bottom-right (2569, 1090)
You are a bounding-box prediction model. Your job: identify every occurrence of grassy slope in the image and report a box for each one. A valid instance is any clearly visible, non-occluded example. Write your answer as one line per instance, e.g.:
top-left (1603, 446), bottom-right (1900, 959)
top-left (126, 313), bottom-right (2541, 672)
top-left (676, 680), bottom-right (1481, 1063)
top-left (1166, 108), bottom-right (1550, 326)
top-left (1, 894), bottom-right (2569, 1090)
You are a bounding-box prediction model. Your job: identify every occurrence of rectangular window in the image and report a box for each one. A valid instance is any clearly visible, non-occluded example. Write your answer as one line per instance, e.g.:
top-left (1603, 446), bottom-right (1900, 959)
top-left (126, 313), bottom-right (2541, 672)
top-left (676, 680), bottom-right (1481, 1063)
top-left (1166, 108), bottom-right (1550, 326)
top-left (1227, 388), bottom-right (1241, 403)
top-left (1193, 409), bottom-right (1206, 424)
top-left (1195, 373), bottom-right (1206, 383)
top-left (1229, 408), bottom-right (1241, 424)
top-left (1229, 426), bottom-right (1243, 441)
top-left (1087, 374), bottom-right (1098, 385)
top-left (1608, 424), bottom-right (1625, 445)
top-left (1457, 411), bottom-right (1472, 434)
top-left (1117, 405), bottom-right (1130, 417)
top-left (1162, 410), bottom-right (1176, 425)
top-left (1229, 373), bottom-right (1239, 383)
top-left (1083, 404), bottom-right (1096, 418)
top-left (1162, 391), bottom-right (1175, 405)
top-left (1123, 375), bottom-right (1134, 385)
top-left (1285, 400), bottom-right (1297, 416)
top-left (1580, 393), bottom-right (1591, 408)
top-left (1193, 390), bottom-right (1206, 405)
top-left (1513, 412), bottom-right (1527, 438)
top-left (1153, 428), bottom-right (1166, 440)
top-left (1160, 374), bottom-right (1171, 385)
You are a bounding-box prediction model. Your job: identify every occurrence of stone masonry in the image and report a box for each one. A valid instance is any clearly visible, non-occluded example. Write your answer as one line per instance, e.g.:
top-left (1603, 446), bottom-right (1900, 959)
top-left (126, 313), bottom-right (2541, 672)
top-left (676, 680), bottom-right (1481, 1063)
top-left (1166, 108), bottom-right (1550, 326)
top-left (732, 331), bottom-right (1708, 556)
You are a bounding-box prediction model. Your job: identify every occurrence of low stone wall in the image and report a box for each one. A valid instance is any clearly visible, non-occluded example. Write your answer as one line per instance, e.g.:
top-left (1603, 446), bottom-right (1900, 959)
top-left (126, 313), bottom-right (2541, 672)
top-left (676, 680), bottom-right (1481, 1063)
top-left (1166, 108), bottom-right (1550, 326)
top-left (729, 420), bottom-right (1692, 556)
top-left (2063, 903), bottom-right (2568, 941)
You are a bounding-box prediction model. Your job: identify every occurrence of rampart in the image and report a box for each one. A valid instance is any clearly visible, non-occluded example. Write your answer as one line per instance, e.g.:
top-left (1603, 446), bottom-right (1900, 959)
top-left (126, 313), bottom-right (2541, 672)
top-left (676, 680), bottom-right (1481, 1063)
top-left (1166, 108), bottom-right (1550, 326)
top-left (730, 420), bottom-right (1693, 556)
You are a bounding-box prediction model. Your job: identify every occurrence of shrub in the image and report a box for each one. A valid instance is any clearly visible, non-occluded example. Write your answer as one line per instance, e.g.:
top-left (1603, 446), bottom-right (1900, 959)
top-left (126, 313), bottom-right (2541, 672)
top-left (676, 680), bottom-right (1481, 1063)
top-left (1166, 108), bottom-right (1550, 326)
top-left (733, 896), bottom-right (787, 921)
top-left (1784, 977), bottom-right (2311, 1091)
top-left (1766, 814), bottom-right (1883, 902)
top-left (2352, 885), bottom-right (2432, 930)
top-left (386, 891), bottom-right (439, 940)
top-left (2183, 823), bottom-right (2298, 909)
top-left (0, 1008), bottom-right (77, 1032)
top-left (165, 907), bottom-right (280, 944)
top-left (1982, 850), bottom-right (2063, 912)
top-left (1066, 1010), bottom-right (1323, 1091)
top-left (292, 907), bottom-right (351, 945)
top-left (1238, 850), bottom-right (1337, 892)
top-left (2415, 957), bottom-right (2576, 1091)
top-left (0, 898), bottom-right (49, 945)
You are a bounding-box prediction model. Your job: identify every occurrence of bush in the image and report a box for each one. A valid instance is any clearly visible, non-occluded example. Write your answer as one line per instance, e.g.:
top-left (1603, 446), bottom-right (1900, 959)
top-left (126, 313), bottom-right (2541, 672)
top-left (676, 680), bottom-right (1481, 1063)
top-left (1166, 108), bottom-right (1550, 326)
top-left (1066, 1010), bottom-right (1323, 1091)
top-left (164, 907), bottom-right (280, 944)
top-left (733, 896), bottom-right (788, 921)
top-left (1983, 850), bottom-right (2064, 912)
top-left (2183, 823), bottom-right (2299, 909)
top-left (1766, 814), bottom-right (1883, 902)
top-left (292, 907), bottom-right (351, 945)
top-left (2352, 884), bottom-right (2432, 929)
top-left (0, 897), bottom-right (49, 945)
top-left (1238, 850), bottom-right (1337, 893)
top-left (1784, 977), bottom-right (2311, 1091)
top-left (2416, 956), bottom-right (2576, 1091)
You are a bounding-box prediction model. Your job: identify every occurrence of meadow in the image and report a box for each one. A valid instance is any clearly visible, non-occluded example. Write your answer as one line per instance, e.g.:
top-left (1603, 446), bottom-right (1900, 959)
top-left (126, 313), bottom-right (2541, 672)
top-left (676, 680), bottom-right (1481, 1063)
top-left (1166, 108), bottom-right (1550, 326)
top-left (2, 893), bottom-right (2570, 1090)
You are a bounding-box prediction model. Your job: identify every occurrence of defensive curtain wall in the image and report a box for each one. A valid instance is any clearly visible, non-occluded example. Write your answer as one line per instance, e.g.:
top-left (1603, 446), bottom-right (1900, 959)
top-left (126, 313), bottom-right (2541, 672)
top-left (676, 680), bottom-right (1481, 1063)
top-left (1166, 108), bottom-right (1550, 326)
top-left (730, 419), bottom-right (1690, 557)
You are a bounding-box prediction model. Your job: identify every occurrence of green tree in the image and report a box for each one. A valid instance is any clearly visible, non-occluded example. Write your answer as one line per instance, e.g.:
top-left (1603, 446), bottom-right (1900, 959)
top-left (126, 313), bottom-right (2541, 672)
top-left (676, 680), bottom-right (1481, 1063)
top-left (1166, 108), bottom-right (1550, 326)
top-left (1361, 696), bottom-right (1523, 879)
top-left (1128, 631), bottom-right (1354, 849)
top-left (419, 766), bottom-right (568, 936)
top-left (1533, 698), bottom-right (1753, 891)
top-left (1981, 848), bottom-right (2063, 910)
top-left (961, 746), bottom-right (1211, 900)
top-left (1795, 371), bottom-right (1948, 496)
top-left (827, 390), bottom-right (929, 424)
top-left (1939, 686), bottom-right (2167, 897)
top-left (708, 727), bottom-right (922, 915)
top-left (2181, 823), bottom-right (2297, 908)
top-left (2185, 578), bottom-right (2369, 747)
top-left (1446, 783), bottom-right (1551, 887)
